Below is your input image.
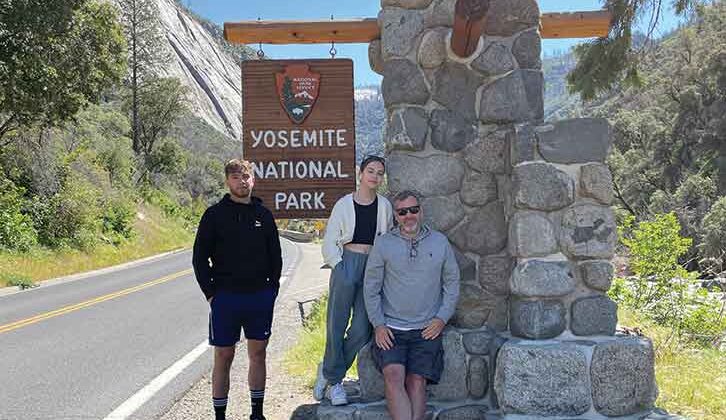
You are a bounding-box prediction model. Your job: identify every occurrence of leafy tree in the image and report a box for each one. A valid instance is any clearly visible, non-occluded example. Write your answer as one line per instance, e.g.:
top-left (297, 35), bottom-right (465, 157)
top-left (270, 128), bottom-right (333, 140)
top-left (598, 3), bottom-right (726, 244)
top-left (699, 196), bottom-right (726, 274)
top-left (182, 157), bottom-right (223, 201)
top-left (131, 77), bottom-right (188, 183)
top-left (568, 0), bottom-right (702, 100)
top-left (116, 0), bottom-right (169, 154)
top-left (0, 0), bottom-right (126, 144)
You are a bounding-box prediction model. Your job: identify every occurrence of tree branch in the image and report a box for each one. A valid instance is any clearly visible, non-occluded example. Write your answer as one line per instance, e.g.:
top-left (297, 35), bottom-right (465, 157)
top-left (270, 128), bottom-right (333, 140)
top-left (0, 114), bottom-right (19, 146)
top-left (610, 163), bottom-right (637, 216)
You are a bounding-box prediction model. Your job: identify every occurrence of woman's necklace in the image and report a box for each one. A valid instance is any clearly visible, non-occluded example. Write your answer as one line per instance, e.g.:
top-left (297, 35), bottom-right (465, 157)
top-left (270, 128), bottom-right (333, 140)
top-left (355, 190), bottom-right (375, 206)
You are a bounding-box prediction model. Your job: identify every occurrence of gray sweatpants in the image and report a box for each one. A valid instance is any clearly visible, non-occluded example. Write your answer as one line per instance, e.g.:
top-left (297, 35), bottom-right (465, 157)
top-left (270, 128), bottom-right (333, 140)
top-left (322, 249), bottom-right (372, 384)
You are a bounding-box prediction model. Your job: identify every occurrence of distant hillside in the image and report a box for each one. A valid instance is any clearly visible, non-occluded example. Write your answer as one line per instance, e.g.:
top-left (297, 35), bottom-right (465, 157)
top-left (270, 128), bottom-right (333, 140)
top-left (542, 51), bottom-right (582, 121)
top-left (113, 0), bottom-right (256, 140)
top-left (355, 85), bottom-right (385, 164)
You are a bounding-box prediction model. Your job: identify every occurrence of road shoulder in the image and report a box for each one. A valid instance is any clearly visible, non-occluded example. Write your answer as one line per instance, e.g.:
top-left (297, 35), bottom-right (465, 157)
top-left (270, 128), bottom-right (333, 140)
top-left (0, 248), bottom-right (190, 298)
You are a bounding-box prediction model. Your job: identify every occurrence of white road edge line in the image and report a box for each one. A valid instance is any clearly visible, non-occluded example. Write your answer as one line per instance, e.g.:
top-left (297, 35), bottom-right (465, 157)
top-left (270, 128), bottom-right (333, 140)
top-left (103, 340), bottom-right (209, 420)
top-left (104, 238), bottom-right (300, 420)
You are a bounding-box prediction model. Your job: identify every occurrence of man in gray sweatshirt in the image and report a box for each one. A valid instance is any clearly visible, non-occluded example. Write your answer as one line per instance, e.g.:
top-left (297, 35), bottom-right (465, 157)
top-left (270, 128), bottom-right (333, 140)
top-left (364, 190), bottom-right (460, 420)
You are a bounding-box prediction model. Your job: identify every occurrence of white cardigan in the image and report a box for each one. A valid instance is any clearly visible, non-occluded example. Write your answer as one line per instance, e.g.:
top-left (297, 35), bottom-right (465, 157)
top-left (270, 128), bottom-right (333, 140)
top-left (322, 193), bottom-right (394, 268)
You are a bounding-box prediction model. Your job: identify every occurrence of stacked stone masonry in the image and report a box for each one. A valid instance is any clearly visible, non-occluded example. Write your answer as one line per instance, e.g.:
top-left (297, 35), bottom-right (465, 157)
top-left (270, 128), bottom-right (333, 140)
top-left (311, 0), bottom-right (659, 418)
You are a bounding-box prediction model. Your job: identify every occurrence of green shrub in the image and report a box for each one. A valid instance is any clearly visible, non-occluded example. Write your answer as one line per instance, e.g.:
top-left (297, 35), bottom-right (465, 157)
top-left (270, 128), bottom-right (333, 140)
top-left (141, 188), bottom-right (199, 229)
top-left (679, 288), bottom-right (726, 348)
top-left (0, 177), bottom-right (38, 251)
top-left (33, 176), bottom-right (102, 249)
top-left (100, 194), bottom-right (136, 245)
top-left (614, 212), bottom-right (726, 346)
top-left (620, 213), bottom-right (692, 284)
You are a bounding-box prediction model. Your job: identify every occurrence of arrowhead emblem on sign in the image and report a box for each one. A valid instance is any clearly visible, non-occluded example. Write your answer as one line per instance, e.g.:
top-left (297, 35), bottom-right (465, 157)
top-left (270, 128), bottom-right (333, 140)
top-left (276, 64), bottom-right (320, 124)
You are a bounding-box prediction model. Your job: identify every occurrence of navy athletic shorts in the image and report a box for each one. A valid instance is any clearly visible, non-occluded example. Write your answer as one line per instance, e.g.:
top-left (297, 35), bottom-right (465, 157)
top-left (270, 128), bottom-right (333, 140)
top-left (371, 328), bottom-right (444, 384)
top-left (208, 287), bottom-right (278, 346)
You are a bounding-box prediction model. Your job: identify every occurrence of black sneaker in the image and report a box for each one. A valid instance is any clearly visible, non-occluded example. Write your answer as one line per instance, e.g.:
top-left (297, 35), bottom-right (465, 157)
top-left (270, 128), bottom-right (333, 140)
top-left (249, 415), bottom-right (266, 420)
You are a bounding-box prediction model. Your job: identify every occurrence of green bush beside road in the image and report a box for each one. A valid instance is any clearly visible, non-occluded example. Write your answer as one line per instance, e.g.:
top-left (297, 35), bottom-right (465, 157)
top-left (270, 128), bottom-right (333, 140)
top-left (0, 203), bottom-right (193, 288)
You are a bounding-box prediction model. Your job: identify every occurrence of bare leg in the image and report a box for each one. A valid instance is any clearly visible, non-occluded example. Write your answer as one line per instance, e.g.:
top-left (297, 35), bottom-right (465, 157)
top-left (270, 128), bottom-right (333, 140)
top-left (247, 339), bottom-right (269, 390)
top-left (405, 373), bottom-right (427, 420)
top-left (212, 346), bottom-right (235, 398)
top-left (383, 364), bottom-right (412, 420)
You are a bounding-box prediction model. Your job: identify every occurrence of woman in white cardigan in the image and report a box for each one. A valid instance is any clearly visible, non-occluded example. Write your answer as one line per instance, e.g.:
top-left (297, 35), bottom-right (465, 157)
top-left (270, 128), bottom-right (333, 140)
top-left (314, 155), bottom-right (393, 405)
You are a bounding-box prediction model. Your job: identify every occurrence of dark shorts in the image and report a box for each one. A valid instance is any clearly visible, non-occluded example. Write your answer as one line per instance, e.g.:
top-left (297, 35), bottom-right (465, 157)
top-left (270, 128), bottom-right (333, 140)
top-left (208, 287), bottom-right (278, 346)
top-left (371, 328), bottom-right (444, 384)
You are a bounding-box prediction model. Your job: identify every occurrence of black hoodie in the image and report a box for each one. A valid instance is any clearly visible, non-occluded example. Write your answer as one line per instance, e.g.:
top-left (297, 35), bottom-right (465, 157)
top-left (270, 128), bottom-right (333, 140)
top-left (192, 194), bottom-right (282, 300)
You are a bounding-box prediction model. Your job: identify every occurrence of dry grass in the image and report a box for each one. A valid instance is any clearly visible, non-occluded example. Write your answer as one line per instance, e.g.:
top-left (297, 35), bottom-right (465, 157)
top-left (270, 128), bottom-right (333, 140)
top-left (619, 308), bottom-right (726, 419)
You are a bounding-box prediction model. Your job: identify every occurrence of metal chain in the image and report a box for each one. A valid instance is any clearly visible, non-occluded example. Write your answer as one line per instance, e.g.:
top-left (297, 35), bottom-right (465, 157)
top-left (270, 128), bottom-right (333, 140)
top-left (329, 14), bottom-right (337, 58)
top-left (256, 17), bottom-right (265, 60)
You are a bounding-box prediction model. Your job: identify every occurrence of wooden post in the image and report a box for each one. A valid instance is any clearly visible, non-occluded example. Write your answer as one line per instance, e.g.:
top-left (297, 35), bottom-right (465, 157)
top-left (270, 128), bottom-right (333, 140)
top-left (451, 0), bottom-right (490, 58)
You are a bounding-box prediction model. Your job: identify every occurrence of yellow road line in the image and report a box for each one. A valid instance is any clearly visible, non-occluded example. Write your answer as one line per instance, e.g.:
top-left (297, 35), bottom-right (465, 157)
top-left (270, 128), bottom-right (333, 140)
top-left (0, 269), bottom-right (193, 335)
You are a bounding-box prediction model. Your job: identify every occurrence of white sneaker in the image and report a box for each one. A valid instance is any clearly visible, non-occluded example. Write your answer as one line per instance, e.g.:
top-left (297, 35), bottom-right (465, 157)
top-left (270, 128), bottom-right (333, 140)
top-left (326, 383), bottom-right (348, 406)
top-left (313, 363), bottom-right (327, 401)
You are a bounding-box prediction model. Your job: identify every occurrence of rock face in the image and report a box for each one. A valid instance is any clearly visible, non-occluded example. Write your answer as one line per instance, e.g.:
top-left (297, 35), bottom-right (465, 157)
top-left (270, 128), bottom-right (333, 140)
top-left (142, 0), bottom-right (247, 139)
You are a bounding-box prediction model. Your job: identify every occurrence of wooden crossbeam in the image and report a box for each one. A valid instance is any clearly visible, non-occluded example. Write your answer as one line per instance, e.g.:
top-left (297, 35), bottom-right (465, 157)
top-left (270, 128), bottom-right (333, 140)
top-left (541, 10), bottom-right (611, 38)
top-left (223, 10), bottom-right (611, 45)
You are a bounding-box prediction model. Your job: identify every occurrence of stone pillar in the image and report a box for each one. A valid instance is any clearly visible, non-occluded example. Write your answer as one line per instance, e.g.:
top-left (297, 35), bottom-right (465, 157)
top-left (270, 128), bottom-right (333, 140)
top-left (367, 0), bottom-right (543, 415)
top-left (314, 0), bottom-right (658, 418)
top-left (496, 117), bottom-right (658, 418)
top-left (378, 0), bottom-right (544, 334)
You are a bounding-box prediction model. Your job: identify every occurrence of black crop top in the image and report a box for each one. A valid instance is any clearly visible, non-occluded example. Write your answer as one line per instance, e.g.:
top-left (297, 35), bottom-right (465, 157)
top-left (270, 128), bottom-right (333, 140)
top-left (351, 197), bottom-right (378, 245)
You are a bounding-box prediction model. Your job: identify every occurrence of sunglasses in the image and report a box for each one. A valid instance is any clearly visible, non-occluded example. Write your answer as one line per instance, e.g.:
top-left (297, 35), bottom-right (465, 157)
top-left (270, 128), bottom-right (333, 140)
top-left (396, 205), bottom-right (420, 216)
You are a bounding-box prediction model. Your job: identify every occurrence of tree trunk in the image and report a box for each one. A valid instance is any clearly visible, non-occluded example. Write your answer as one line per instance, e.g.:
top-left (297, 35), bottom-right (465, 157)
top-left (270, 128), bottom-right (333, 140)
top-left (0, 114), bottom-right (18, 146)
top-left (131, 0), bottom-right (140, 155)
top-left (718, 140), bottom-right (726, 196)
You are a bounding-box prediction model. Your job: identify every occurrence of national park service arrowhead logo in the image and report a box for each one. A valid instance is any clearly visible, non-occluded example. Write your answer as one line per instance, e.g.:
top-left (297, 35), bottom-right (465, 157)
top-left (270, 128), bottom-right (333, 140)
top-left (276, 64), bottom-right (320, 124)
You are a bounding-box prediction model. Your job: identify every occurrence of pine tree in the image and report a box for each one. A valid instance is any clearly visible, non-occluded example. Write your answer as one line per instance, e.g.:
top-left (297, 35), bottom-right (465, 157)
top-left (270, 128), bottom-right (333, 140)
top-left (116, 0), bottom-right (170, 154)
top-left (568, 0), bottom-right (701, 100)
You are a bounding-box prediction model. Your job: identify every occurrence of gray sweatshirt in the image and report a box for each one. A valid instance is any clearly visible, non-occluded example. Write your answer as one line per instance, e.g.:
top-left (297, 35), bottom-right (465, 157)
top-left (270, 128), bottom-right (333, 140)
top-left (364, 225), bottom-right (460, 330)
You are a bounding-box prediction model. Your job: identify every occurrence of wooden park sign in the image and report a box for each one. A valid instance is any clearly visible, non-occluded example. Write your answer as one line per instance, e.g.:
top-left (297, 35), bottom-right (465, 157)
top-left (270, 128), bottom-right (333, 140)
top-left (242, 59), bottom-right (355, 219)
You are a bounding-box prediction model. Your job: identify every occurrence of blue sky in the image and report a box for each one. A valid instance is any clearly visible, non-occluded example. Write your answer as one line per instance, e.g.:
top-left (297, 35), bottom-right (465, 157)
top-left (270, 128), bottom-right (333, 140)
top-left (184, 0), bottom-right (682, 86)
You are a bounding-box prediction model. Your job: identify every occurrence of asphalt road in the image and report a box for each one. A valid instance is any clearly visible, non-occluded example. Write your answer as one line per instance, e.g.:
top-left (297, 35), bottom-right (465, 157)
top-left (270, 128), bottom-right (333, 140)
top-left (0, 239), bottom-right (299, 420)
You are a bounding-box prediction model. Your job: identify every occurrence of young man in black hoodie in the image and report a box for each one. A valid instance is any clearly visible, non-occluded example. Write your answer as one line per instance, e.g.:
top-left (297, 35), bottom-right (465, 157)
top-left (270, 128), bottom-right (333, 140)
top-left (192, 159), bottom-right (282, 420)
